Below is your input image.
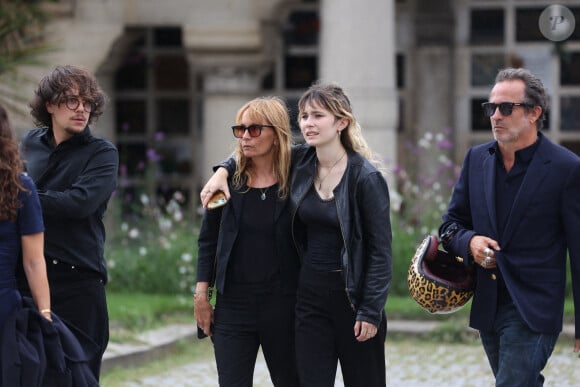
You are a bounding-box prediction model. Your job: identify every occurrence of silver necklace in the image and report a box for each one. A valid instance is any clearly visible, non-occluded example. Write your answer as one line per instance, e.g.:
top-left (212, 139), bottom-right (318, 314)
top-left (259, 186), bottom-right (269, 200)
top-left (315, 152), bottom-right (346, 190)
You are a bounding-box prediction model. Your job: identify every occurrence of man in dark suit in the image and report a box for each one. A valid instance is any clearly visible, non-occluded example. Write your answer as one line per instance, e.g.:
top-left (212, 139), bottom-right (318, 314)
top-left (440, 67), bottom-right (580, 386)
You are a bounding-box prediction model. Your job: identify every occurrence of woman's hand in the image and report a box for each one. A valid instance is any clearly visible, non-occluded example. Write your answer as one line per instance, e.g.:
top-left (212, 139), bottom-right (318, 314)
top-left (200, 167), bottom-right (231, 208)
top-left (354, 320), bottom-right (378, 342)
top-left (41, 309), bottom-right (52, 322)
top-left (193, 291), bottom-right (214, 337)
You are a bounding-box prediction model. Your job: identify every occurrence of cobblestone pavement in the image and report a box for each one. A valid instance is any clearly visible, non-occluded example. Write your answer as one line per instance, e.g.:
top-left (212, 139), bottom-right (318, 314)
top-left (109, 337), bottom-right (580, 386)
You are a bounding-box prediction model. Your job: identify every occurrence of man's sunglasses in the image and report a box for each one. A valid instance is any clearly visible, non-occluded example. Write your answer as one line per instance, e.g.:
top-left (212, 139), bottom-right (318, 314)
top-left (481, 102), bottom-right (533, 117)
top-left (232, 124), bottom-right (275, 138)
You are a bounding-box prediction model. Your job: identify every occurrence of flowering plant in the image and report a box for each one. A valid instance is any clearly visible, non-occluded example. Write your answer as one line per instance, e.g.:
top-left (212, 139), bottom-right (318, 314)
top-left (106, 190), bottom-right (198, 295)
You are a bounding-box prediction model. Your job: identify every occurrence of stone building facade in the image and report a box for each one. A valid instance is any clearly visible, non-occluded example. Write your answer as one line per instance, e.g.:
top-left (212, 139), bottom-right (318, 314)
top-left (7, 0), bottom-right (580, 211)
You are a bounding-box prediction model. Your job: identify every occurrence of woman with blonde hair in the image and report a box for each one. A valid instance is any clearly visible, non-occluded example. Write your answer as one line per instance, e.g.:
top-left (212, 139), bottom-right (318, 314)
top-left (194, 97), bottom-right (300, 386)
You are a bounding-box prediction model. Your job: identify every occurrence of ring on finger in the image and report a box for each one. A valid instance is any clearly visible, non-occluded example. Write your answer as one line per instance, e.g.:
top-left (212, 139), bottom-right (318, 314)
top-left (484, 247), bottom-right (491, 256)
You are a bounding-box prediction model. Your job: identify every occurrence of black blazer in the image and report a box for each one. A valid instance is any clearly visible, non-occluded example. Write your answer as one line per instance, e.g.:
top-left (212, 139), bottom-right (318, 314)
top-left (441, 132), bottom-right (580, 335)
top-left (0, 297), bottom-right (98, 387)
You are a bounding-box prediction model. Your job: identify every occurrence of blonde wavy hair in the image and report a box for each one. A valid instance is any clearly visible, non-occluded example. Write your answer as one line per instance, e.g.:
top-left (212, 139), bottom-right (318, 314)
top-left (298, 82), bottom-right (383, 169)
top-left (231, 97), bottom-right (293, 199)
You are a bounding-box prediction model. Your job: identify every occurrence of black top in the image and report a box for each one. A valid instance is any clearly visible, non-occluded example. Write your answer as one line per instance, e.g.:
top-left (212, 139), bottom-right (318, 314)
top-left (493, 136), bottom-right (541, 304)
top-left (19, 127), bottom-right (118, 280)
top-left (297, 186), bottom-right (342, 271)
top-left (227, 185), bottom-right (280, 288)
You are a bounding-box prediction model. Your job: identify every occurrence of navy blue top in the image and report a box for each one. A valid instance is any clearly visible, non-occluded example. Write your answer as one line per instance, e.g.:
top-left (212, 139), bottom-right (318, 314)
top-left (0, 175), bottom-right (44, 330)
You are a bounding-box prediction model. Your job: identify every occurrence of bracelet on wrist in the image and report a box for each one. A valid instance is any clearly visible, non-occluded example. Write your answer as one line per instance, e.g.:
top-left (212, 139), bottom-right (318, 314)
top-left (193, 287), bottom-right (214, 300)
top-left (40, 309), bottom-right (51, 314)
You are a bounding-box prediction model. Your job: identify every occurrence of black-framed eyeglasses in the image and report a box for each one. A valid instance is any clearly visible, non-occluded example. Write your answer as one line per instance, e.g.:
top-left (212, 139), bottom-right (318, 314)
top-left (481, 102), bottom-right (532, 117)
top-left (231, 124), bottom-right (275, 138)
top-left (60, 96), bottom-right (95, 113)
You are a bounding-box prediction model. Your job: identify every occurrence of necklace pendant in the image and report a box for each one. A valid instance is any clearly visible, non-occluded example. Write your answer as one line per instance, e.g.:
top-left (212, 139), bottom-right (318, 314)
top-left (260, 192), bottom-right (266, 200)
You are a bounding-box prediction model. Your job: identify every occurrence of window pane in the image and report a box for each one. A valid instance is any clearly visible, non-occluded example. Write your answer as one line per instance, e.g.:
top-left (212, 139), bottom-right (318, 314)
top-left (471, 98), bottom-right (489, 131)
top-left (397, 54), bottom-right (405, 89)
top-left (155, 140), bottom-right (192, 174)
top-left (561, 96), bottom-right (580, 131)
top-left (116, 100), bottom-right (146, 134)
top-left (153, 27), bottom-right (182, 47)
top-left (115, 52), bottom-right (147, 90)
top-left (285, 10), bottom-right (319, 46)
top-left (561, 52), bottom-right (580, 85)
top-left (118, 142), bottom-right (147, 176)
top-left (516, 8), bottom-right (544, 41)
top-left (470, 9), bottom-right (504, 45)
top-left (570, 8), bottom-right (580, 41)
top-left (154, 55), bottom-right (188, 91)
top-left (156, 99), bottom-right (190, 134)
top-left (471, 54), bottom-right (504, 86)
top-left (285, 56), bottom-right (317, 89)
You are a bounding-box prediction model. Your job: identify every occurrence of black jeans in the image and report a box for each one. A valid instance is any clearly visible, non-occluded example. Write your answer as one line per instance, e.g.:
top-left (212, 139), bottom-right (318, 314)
top-left (22, 261), bottom-right (109, 381)
top-left (212, 285), bottom-right (299, 387)
top-left (295, 266), bottom-right (387, 387)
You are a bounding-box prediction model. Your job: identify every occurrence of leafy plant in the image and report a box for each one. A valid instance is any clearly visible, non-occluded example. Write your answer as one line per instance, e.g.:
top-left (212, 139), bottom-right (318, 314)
top-left (0, 0), bottom-right (56, 112)
top-left (105, 190), bottom-right (199, 295)
top-left (389, 129), bottom-right (461, 297)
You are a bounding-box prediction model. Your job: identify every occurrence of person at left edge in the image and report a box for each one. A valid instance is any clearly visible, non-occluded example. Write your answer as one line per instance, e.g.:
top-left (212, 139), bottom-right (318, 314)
top-left (19, 65), bottom-right (119, 381)
top-left (0, 103), bottom-right (52, 330)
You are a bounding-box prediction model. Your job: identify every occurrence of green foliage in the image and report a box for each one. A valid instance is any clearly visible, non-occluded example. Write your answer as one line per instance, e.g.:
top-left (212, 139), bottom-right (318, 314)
top-left (107, 292), bottom-right (191, 334)
top-left (389, 221), bottom-right (423, 297)
top-left (0, 0), bottom-right (56, 112)
top-left (105, 192), bottom-right (199, 295)
top-left (391, 130), bottom-right (460, 237)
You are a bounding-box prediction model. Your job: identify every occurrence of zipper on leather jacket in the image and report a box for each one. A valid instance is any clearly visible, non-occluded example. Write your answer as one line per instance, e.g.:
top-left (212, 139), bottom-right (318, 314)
top-left (335, 197), bottom-right (356, 312)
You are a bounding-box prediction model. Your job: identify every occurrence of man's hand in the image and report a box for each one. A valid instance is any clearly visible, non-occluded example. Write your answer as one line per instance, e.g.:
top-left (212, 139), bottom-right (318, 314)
top-left (469, 235), bottom-right (501, 269)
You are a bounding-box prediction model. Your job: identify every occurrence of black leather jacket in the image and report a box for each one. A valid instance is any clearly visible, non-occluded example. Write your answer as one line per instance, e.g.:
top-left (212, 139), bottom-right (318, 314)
top-left (289, 145), bottom-right (392, 326)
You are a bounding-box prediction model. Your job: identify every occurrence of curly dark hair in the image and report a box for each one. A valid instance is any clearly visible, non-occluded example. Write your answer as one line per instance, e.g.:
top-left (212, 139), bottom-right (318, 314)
top-left (29, 64), bottom-right (107, 128)
top-left (0, 104), bottom-right (27, 222)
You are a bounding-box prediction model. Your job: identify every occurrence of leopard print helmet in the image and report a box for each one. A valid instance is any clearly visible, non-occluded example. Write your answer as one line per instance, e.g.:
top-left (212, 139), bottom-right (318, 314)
top-left (408, 235), bottom-right (475, 314)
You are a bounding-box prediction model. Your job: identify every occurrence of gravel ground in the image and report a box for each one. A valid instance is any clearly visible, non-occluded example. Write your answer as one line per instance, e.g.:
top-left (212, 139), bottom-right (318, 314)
top-left (109, 337), bottom-right (580, 386)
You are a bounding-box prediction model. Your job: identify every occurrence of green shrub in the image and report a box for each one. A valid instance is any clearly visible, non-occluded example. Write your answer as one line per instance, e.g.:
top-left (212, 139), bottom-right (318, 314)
top-left (105, 192), bottom-right (199, 295)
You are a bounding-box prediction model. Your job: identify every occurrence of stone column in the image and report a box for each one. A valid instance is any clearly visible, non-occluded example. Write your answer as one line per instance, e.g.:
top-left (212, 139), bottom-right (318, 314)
top-left (319, 0), bottom-right (398, 173)
top-left (411, 0), bottom-right (456, 186)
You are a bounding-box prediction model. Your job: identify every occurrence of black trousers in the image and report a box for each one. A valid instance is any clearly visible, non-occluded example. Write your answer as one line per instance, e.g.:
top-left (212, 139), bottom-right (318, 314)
top-left (295, 267), bottom-right (387, 387)
top-left (212, 285), bottom-right (299, 387)
top-left (21, 261), bottom-right (109, 381)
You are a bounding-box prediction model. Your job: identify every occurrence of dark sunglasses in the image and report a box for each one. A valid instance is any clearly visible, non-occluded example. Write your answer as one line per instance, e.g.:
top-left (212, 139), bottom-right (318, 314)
top-left (481, 102), bottom-right (532, 117)
top-left (232, 124), bottom-right (275, 138)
